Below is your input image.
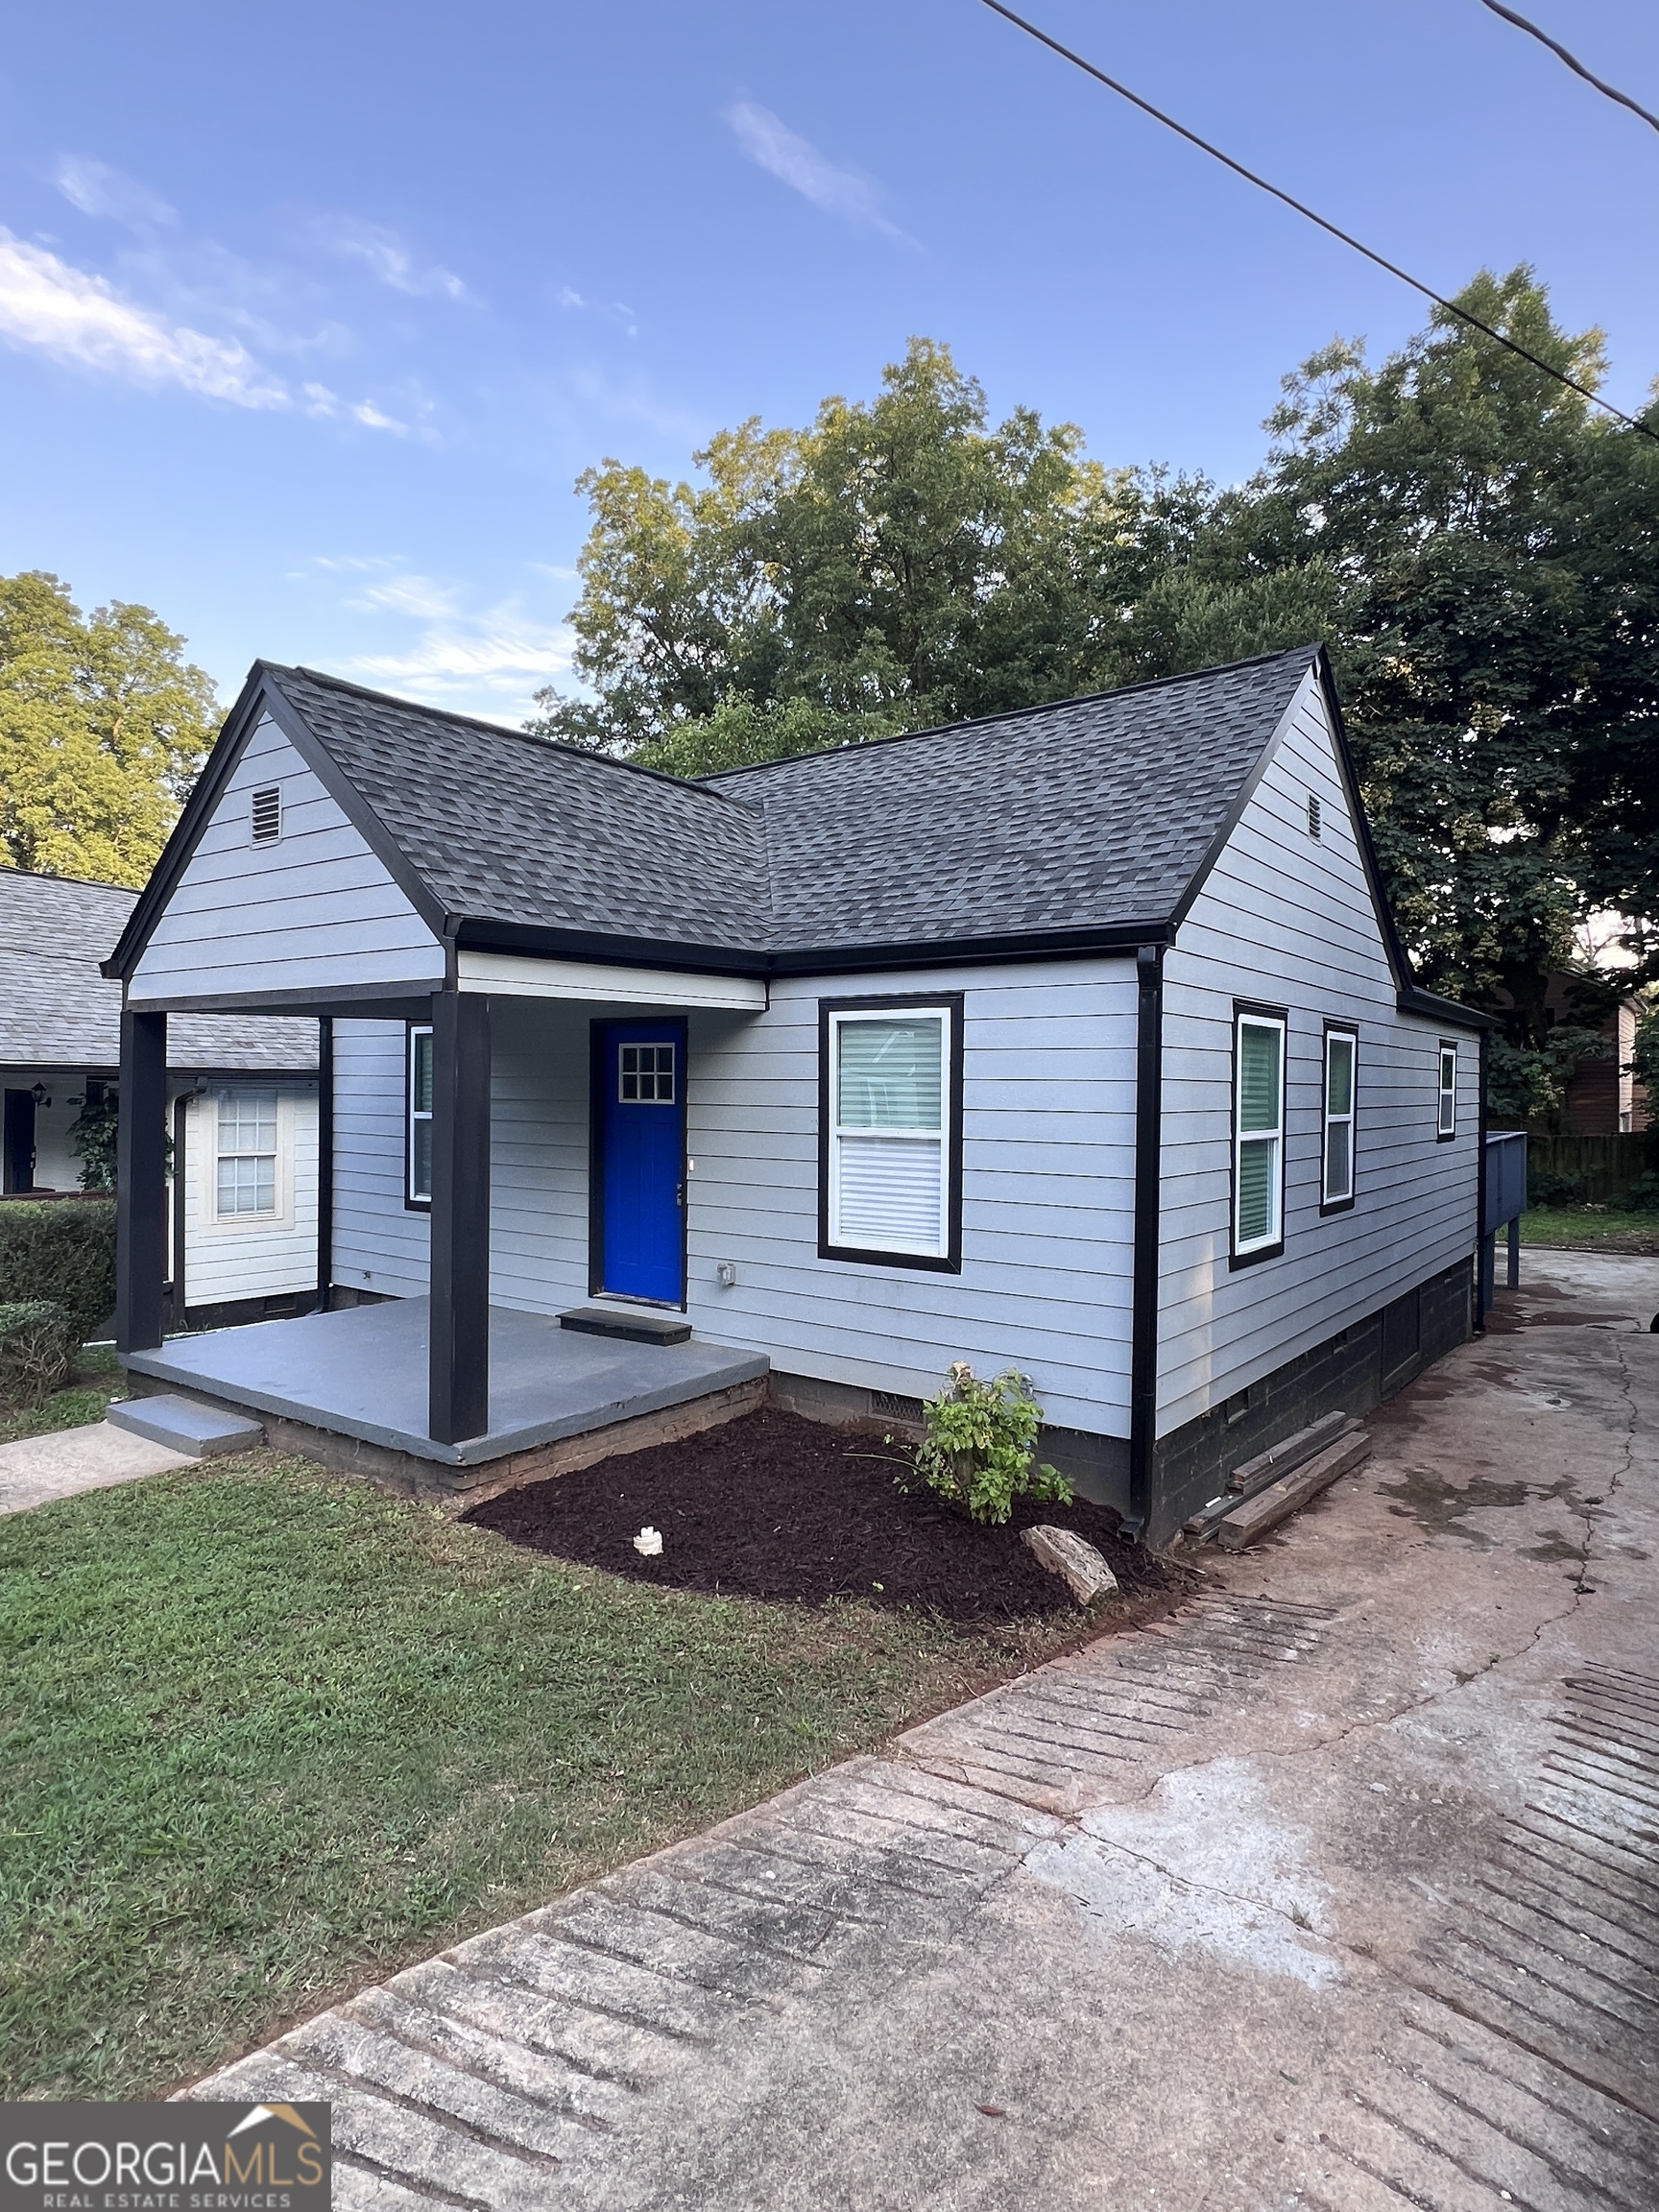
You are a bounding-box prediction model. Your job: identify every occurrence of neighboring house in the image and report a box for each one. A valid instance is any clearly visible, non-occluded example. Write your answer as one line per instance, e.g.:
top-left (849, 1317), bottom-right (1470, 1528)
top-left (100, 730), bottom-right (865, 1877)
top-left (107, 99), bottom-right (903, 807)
top-left (0, 867), bottom-right (321, 1328)
top-left (104, 646), bottom-right (1490, 1543)
top-left (1540, 974), bottom-right (1650, 1135)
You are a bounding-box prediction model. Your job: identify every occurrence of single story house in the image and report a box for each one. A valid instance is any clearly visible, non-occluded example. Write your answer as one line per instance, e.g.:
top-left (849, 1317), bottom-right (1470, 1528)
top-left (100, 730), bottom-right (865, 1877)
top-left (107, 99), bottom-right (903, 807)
top-left (0, 866), bottom-right (321, 1329)
top-left (104, 645), bottom-right (1491, 1543)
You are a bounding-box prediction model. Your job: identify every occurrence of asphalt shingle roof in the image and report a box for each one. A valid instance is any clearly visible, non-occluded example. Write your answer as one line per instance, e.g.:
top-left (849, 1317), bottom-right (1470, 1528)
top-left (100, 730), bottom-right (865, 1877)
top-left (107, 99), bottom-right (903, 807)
top-left (0, 870), bottom-right (318, 1071)
top-left (264, 648), bottom-right (1317, 960)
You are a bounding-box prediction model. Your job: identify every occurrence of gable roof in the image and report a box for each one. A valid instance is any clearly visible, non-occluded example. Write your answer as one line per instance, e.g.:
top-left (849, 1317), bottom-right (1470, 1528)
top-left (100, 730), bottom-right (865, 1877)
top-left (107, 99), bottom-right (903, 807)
top-left (0, 869), bottom-right (318, 1072)
top-left (105, 646), bottom-right (1488, 1025)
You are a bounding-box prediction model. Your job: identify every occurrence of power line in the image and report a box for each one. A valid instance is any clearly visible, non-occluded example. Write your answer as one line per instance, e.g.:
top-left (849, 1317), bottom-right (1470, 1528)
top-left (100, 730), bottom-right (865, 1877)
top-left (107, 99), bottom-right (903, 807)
top-left (1479, 1), bottom-right (1659, 140)
top-left (975, 0), bottom-right (1658, 443)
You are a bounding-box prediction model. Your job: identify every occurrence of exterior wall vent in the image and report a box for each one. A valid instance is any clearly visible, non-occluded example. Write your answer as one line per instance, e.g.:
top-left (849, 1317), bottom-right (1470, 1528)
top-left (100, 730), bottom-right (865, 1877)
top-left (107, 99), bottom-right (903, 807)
top-left (1307, 793), bottom-right (1322, 840)
top-left (251, 785), bottom-right (282, 845)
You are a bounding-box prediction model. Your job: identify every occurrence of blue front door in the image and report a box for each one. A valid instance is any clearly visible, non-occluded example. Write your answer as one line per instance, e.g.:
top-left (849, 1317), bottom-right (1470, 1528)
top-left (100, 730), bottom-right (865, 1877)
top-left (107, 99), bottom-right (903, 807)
top-left (597, 1021), bottom-right (685, 1304)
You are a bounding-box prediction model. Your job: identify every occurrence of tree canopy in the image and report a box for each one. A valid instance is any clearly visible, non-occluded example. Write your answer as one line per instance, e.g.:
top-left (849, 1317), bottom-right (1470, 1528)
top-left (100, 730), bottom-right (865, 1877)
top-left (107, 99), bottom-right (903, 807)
top-left (0, 570), bottom-right (218, 887)
top-left (532, 283), bottom-right (1659, 1094)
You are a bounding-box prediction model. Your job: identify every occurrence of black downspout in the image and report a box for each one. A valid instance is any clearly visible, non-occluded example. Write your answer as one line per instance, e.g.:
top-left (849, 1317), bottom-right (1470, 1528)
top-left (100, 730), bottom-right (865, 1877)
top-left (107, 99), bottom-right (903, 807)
top-left (1475, 1025), bottom-right (1491, 1331)
top-left (315, 1016), bottom-right (334, 1314)
top-left (1128, 942), bottom-right (1165, 1539)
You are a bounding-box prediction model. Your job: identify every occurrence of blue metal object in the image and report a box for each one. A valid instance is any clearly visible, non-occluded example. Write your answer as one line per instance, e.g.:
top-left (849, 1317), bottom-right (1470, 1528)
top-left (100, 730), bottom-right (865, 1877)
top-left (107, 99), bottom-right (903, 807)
top-left (1480, 1129), bottom-right (1528, 1313)
top-left (598, 1020), bottom-right (685, 1304)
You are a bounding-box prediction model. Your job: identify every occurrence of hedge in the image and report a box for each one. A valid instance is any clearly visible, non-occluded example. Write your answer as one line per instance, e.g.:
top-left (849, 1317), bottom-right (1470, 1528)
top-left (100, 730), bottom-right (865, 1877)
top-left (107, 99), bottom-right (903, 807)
top-left (0, 1299), bottom-right (80, 1404)
top-left (0, 1199), bottom-right (118, 1345)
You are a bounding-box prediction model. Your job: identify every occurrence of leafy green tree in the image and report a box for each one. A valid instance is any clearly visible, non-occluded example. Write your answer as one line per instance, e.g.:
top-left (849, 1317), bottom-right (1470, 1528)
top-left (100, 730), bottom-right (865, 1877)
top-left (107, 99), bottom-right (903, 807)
top-left (529, 340), bottom-right (1273, 769)
top-left (532, 287), bottom-right (1659, 1122)
top-left (0, 571), bottom-right (218, 886)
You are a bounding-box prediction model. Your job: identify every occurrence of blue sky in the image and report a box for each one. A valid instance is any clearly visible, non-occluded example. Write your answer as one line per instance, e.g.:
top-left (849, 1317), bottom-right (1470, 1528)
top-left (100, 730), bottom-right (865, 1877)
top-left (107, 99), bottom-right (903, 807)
top-left (1, 0), bottom-right (1655, 723)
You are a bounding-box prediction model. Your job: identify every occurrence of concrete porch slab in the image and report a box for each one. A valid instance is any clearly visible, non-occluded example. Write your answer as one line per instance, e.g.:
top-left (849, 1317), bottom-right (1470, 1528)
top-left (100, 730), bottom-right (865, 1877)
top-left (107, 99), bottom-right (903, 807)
top-left (123, 1297), bottom-right (769, 1469)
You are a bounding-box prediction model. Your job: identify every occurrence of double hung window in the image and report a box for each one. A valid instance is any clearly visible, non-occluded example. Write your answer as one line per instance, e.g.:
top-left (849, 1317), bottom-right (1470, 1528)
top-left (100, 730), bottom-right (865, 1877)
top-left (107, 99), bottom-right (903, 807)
top-left (1437, 1044), bottom-right (1457, 1139)
top-left (822, 1001), bottom-right (958, 1266)
top-left (215, 1089), bottom-right (278, 1218)
top-left (407, 1024), bottom-right (434, 1205)
top-left (1322, 1028), bottom-right (1358, 1208)
top-left (1233, 1010), bottom-right (1286, 1258)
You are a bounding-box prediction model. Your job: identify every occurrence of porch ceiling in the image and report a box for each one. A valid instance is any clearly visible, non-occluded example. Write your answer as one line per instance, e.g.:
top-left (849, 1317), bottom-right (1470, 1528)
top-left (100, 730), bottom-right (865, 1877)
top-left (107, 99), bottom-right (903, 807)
top-left (123, 1298), bottom-right (768, 1467)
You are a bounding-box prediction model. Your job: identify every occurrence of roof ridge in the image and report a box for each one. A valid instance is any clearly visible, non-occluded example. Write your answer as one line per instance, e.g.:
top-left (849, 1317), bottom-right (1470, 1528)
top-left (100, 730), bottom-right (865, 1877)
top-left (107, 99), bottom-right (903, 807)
top-left (0, 862), bottom-right (141, 898)
top-left (698, 644), bottom-right (1322, 786)
top-left (270, 664), bottom-right (757, 813)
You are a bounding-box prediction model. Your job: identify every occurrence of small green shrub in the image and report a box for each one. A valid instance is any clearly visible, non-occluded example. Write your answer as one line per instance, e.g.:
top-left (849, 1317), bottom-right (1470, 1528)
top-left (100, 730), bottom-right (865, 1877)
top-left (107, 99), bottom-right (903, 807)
top-left (0, 1198), bottom-right (117, 1344)
top-left (914, 1361), bottom-right (1073, 1527)
top-left (1614, 1171), bottom-right (1659, 1215)
top-left (0, 1300), bottom-right (80, 1406)
top-left (1527, 1171), bottom-right (1585, 1209)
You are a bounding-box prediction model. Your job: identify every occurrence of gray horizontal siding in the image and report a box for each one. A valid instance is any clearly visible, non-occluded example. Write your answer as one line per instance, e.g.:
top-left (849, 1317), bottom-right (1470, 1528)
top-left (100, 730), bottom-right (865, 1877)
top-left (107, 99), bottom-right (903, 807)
top-left (1157, 669), bottom-right (1480, 1433)
top-left (685, 965), bottom-right (1137, 1431)
top-left (331, 1019), bottom-right (430, 1296)
top-left (327, 967), bottom-right (1140, 1436)
top-left (132, 715), bottom-right (445, 1003)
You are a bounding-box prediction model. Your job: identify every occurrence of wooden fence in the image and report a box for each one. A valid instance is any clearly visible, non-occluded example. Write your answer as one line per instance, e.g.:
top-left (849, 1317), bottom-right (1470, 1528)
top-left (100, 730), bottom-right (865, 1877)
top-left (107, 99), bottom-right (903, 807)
top-left (1519, 1131), bottom-right (1659, 1203)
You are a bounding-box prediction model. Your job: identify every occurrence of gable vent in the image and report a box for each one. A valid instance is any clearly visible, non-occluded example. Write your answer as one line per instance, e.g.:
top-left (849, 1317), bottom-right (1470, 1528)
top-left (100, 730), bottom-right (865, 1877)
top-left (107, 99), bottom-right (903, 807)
top-left (251, 785), bottom-right (282, 845)
top-left (1307, 792), bottom-right (1322, 840)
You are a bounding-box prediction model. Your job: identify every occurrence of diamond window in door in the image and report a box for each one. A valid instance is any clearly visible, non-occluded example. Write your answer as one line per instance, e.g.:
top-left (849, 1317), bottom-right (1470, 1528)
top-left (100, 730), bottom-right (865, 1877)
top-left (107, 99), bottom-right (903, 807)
top-left (619, 1043), bottom-right (676, 1103)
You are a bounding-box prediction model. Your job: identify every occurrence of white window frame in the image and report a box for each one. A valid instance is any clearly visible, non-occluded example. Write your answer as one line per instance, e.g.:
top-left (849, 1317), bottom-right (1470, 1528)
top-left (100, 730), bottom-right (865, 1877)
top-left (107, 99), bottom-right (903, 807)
top-left (204, 1087), bottom-right (291, 1232)
top-left (825, 1003), bottom-right (953, 1263)
top-left (1322, 1027), bottom-right (1358, 1209)
top-left (408, 1023), bottom-right (434, 1206)
top-left (1233, 1010), bottom-right (1286, 1260)
top-left (1437, 1042), bottom-right (1458, 1140)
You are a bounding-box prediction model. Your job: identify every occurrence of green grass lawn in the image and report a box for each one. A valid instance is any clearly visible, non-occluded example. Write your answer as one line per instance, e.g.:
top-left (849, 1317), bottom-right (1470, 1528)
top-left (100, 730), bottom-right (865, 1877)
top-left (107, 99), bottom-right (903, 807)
top-left (0, 1343), bottom-right (126, 1447)
top-left (0, 1454), bottom-right (1088, 2102)
top-left (1519, 1207), bottom-right (1659, 1254)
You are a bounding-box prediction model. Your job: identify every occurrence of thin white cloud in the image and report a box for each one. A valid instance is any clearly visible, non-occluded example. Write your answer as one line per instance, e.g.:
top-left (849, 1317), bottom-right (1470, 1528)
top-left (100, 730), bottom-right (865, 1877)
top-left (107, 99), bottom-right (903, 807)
top-left (53, 155), bottom-right (177, 232)
top-left (557, 285), bottom-right (587, 309)
top-left (726, 102), bottom-right (913, 242)
top-left (301, 380), bottom-right (424, 438)
top-left (321, 563), bottom-right (574, 715)
top-left (321, 219), bottom-right (468, 300)
top-left (0, 229), bottom-right (287, 405)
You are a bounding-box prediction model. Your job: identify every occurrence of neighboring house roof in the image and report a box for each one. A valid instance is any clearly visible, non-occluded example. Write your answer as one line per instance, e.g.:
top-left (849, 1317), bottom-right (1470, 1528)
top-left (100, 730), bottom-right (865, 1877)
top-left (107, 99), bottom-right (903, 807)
top-left (0, 868), bottom-right (318, 1072)
top-left (107, 645), bottom-right (1489, 1025)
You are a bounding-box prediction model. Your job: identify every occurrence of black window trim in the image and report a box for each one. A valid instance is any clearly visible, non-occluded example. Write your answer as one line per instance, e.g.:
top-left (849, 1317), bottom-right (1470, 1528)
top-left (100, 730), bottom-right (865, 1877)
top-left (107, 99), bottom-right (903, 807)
top-left (1319, 1019), bottom-right (1358, 1216)
top-left (817, 991), bottom-right (964, 1274)
top-left (1229, 998), bottom-right (1288, 1271)
top-left (1436, 1037), bottom-right (1458, 1142)
top-left (404, 1019), bottom-right (433, 1212)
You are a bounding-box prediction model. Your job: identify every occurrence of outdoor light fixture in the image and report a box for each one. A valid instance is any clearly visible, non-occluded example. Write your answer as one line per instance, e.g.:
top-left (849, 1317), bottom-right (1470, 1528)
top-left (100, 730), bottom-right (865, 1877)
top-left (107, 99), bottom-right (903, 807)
top-left (30, 1083), bottom-right (48, 1107)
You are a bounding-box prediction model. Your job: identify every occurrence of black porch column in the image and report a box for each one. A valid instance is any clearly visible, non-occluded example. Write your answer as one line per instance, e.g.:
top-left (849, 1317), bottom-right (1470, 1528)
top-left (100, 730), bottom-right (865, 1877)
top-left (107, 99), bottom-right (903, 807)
top-left (114, 1006), bottom-right (168, 1353)
top-left (428, 990), bottom-right (492, 1444)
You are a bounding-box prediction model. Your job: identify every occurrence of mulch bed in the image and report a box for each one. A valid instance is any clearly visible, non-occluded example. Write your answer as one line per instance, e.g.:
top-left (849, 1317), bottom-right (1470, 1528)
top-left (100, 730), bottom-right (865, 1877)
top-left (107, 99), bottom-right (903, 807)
top-left (466, 1407), bottom-right (1187, 1623)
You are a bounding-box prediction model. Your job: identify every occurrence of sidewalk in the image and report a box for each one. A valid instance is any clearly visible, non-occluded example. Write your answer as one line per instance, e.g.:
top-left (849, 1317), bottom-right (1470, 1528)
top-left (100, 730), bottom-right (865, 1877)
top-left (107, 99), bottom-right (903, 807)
top-left (192, 1252), bottom-right (1659, 2210)
top-left (0, 1417), bottom-right (195, 1516)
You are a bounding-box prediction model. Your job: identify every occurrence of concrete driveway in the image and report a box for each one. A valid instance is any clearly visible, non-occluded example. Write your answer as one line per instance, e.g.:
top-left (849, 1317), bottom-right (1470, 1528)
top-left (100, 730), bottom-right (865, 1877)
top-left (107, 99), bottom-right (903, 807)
top-left (194, 1250), bottom-right (1659, 2210)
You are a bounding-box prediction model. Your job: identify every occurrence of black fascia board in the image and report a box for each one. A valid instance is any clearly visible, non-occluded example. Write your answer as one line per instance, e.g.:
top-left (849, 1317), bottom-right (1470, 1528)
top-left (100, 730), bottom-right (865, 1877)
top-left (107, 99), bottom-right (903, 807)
top-left (256, 670), bottom-right (451, 939)
top-left (104, 663), bottom-right (274, 980)
top-left (125, 984), bottom-right (440, 1021)
top-left (1165, 646), bottom-right (1320, 933)
top-left (455, 915), bottom-right (1172, 978)
top-left (1397, 984), bottom-right (1496, 1031)
top-left (103, 662), bottom-right (451, 984)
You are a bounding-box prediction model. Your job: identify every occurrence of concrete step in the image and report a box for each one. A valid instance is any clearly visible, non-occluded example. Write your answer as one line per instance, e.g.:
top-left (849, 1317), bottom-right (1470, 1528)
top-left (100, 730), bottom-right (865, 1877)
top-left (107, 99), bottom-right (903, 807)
top-left (107, 1393), bottom-right (264, 1457)
top-left (558, 1305), bottom-right (692, 1345)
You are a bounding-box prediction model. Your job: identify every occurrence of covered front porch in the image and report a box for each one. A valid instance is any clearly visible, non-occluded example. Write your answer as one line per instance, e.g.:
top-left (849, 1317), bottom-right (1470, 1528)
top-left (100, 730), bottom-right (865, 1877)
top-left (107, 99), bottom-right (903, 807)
top-left (112, 956), bottom-right (768, 1467)
top-left (123, 1293), bottom-right (768, 1470)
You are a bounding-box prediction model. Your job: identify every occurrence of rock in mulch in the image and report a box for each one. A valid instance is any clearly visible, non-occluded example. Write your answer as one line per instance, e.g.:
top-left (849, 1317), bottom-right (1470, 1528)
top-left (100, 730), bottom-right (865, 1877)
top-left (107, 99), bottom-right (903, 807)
top-left (467, 1407), bottom-right (1186, 1623)
top-left (1021, 1524), bottom-right (1119, 1605)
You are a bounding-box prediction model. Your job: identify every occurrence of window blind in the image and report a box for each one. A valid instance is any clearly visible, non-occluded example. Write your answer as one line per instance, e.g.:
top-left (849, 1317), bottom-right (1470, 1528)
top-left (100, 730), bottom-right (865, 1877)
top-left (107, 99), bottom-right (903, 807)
top-left (830, 1011), bottom-right (948, 1255)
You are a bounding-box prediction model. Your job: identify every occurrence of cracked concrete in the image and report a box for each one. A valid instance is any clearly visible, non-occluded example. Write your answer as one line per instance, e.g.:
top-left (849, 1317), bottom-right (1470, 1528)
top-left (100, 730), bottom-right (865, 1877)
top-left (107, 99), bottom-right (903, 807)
top-left (194, 1248), bottom-right (1659, 2210)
